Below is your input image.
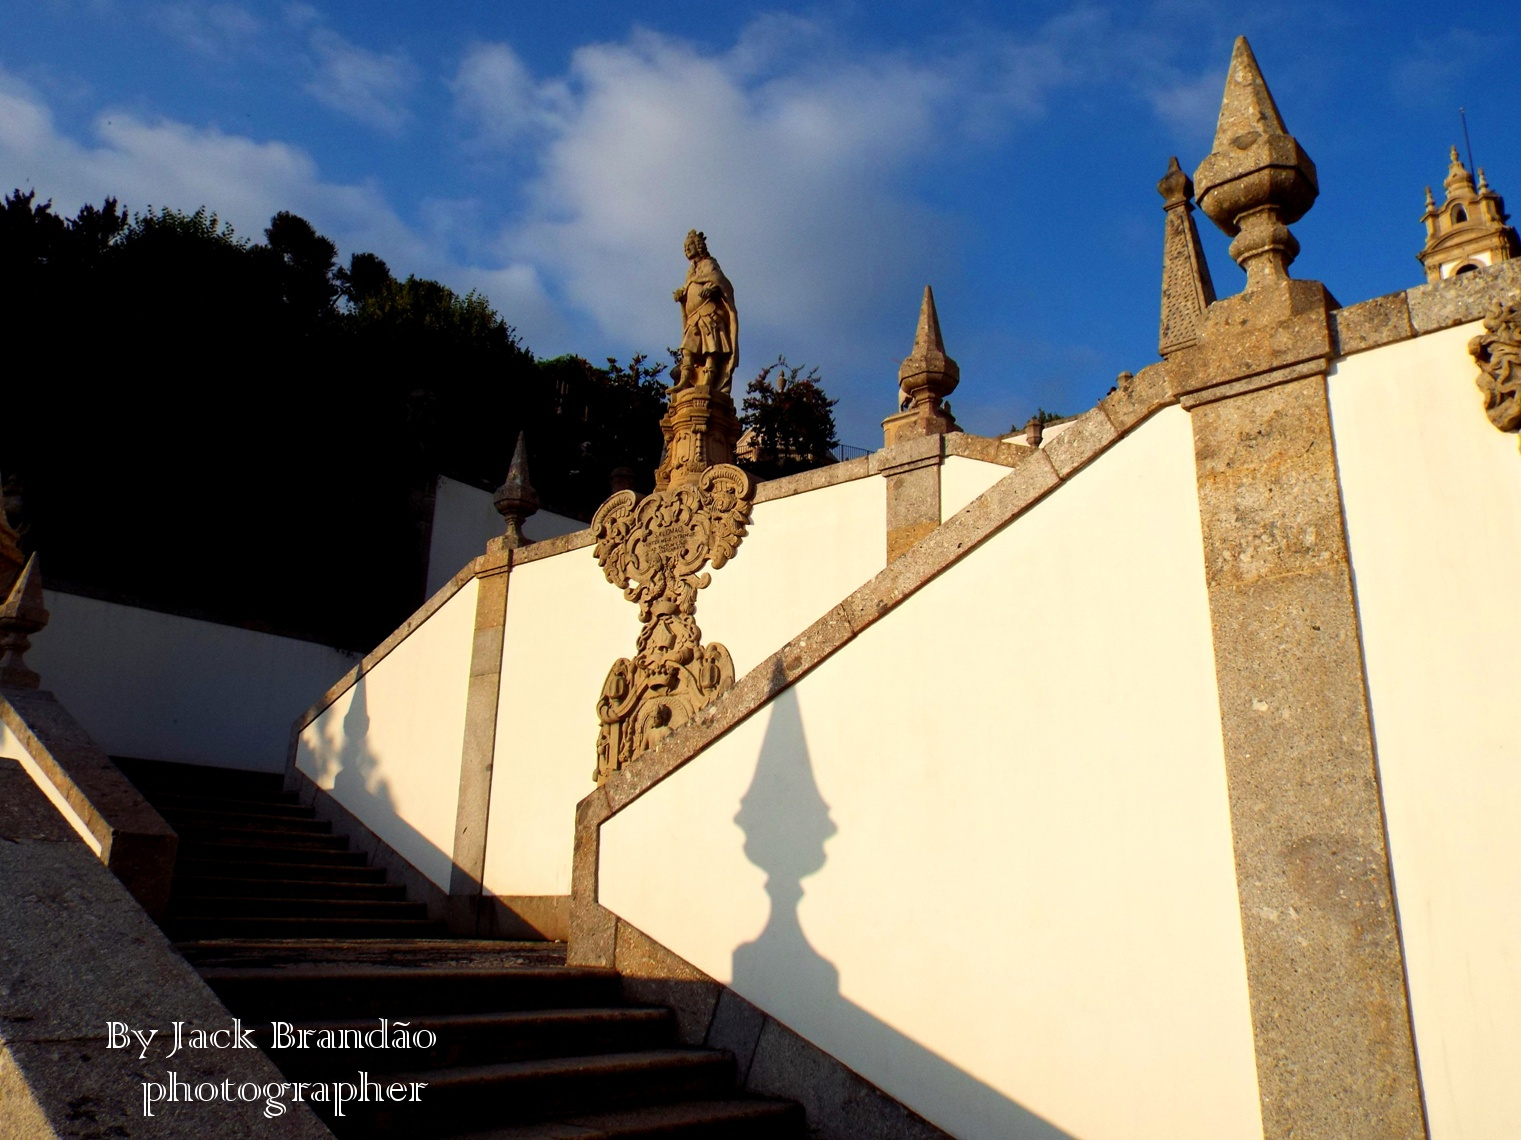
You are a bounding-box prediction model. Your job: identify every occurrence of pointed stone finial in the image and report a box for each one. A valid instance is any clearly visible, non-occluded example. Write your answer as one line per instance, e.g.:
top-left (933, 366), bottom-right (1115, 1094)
top-left (884, 287), bottom-right (960, 446)
top-left (0, 470), bottom-right (22, 600)
top-left (0, 554), bottom-right (48, 689)
top-left (493, 432), bottom-right (540, 549)
top-left (1194, 37), bottom-right (1317, 290)
top-left (1158, 156), bottom-right (1217, 356)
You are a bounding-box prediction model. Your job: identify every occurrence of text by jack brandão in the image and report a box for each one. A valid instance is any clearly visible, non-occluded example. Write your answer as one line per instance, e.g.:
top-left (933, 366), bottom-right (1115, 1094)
top-left (108, 1018), bottom-right (436, 1119)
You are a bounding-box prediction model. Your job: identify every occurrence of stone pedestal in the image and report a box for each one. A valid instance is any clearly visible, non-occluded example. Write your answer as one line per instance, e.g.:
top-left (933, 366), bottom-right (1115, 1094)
top-left (881, 403), bottom-right (956, 448)
top-left (655, 388), bottom-right (743, 492)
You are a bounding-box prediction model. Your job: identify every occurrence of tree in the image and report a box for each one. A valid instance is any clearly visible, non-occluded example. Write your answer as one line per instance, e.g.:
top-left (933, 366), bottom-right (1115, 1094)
top-left (739, 356), bottom-right (839, 480)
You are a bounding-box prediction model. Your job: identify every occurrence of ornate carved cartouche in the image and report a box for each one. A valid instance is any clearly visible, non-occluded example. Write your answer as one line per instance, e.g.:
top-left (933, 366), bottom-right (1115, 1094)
top-left (1470, 300), bottom-right (1521, 446)
top-left (590, 463), bottom-right (754, 783)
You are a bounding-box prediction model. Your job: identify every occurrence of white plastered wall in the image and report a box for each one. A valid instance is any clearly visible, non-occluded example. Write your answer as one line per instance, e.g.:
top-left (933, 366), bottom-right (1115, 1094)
top-left (485, 475), bottom-right (889, 898)
top-left (940, 454), bottom-right (1014, 520)
top-left (601, 407), bottom-right (1262, 1140)
top-left (295, 578), bottom-right (478, 891)
top-left (1328, 321), bottom-right (1521, 1140)
top-left (30, 591), bottom-right (360, 772)
top-left (427, 475), bottom-right (584, 597)
top-left (700, 475), bottom-right (886, 677)
top-left (485, 548), bottom-right (640, 898)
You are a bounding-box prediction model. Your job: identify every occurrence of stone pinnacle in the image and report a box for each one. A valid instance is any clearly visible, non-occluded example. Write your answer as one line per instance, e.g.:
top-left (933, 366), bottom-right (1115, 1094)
top-left (899, 285), bottom-right (959, 394)
top-left (493, 432), bottom-right (540, 548)
top-left (1210, 36), bottom-right (1289, 153)
top-left (1194, 35), bottom-right (1317, 287)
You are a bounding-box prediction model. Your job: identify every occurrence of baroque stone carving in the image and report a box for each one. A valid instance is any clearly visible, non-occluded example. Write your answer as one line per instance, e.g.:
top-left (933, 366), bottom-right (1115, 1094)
top-left (591, 463), bottom-right (754, 783)
top-left (1470, 300), bottom-right (1521, 441)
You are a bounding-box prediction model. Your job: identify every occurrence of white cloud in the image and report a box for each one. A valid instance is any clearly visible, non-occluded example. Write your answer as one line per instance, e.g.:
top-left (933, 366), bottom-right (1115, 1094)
top-left (304, 28), bottom-right (416, 133)
top-left (148, 1), bottom-right (263, 59)
top-left (0, 66), bottom-right (566, 347)
top-left (447, 13), bottom-right (1208, 409)
top-left (453, 24), bottom-right (977, 380)
top-left (451, 43), bottom-right (570, 145)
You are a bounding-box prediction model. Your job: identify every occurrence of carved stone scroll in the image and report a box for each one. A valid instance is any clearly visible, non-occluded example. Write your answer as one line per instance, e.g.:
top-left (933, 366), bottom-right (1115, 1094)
top-left (590, 463), bottom-right (754, 783)
top-left (1470, 300), bottom-right (1521, 445)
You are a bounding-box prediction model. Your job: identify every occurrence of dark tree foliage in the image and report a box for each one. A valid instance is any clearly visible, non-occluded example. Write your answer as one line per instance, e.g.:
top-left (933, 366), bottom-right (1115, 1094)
top-left (0, 190), bottom-right (666, 649)
top-left (738, 356), bottom-right (840, 480)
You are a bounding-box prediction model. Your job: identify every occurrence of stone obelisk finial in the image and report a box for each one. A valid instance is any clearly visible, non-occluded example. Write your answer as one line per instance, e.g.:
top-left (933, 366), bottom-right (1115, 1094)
top-left (0, 553), bottom-right (48, 689)
top-left (1193, 36), bottom-right (1317, 292)
top-left (883, 286), bottom-right (960, 446)
top-left (493, 432), bottom-right (540, 549)
top-left (1158, 156), bottom-right (1217, 357)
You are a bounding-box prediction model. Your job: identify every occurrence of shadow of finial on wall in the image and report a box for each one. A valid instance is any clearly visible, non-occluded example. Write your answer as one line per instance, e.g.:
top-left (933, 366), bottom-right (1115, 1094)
top-left (731, 674), bottom-right (840, 1002)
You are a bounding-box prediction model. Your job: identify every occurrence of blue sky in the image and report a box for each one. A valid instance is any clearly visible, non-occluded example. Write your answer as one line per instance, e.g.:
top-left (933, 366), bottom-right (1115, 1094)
top-left (3, 2), bottom-right (1517, 447)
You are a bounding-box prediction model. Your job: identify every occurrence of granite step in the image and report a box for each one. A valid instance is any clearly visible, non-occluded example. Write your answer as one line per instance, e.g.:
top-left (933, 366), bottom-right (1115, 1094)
top-left (331, 1049), bottom-right (738, 1137)
top-left (158, 806), bottom-right (333, 834)
top-left (167, 915), bottom-right (448, 940)
top-left (148, 791), bottom-right (305, 815)
top-left (454, 1097), bottom-right (806, 1139)
top-left (258, 1006), bottom-right (676, 1074)
top-left (171, 823), bottom-right (349, 849)
top-left (174, 939), bottom-right (568, 970)
top-left (173, 875), bottom-right (407, 901)
top-left (168, 895), bottom-right (429, 921)
top-left (203, 965), bottom-right (621, 1021)
top-left (176, 849), bottom-right (380, 876)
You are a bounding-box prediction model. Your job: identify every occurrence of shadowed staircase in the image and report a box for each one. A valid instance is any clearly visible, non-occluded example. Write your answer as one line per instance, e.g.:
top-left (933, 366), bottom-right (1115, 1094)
top-left (118, 759), bottom-right (805, 1138)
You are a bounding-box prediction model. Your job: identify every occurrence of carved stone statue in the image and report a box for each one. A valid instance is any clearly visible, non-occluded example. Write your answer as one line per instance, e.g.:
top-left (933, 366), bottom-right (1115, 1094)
top-left (590, 463), bottom-right (753, 783)
top-left (1470, 300), bottom-right (1521, 443)
top-left (672, 230), bottom-right (738, 394)
top-left (654, 230), bottom-right (743, 492)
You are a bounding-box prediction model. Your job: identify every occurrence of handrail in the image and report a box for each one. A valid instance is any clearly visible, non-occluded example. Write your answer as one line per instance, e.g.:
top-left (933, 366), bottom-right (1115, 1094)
top-left (0, 687), bottom-right (178, 918)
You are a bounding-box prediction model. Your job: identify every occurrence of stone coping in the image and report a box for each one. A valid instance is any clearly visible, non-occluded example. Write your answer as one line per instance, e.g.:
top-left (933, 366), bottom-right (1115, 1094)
top-left (1331, 256), bottom-right (1521, 357)
top-left (570, 362), bottom-right (1177, 955)
top-left (0, 687), bottom-right (178, 919)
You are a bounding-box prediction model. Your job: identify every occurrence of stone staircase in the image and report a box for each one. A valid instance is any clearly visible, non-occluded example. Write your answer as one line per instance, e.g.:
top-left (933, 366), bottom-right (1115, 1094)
top-left (118, 759), bottom-right (805, 1138)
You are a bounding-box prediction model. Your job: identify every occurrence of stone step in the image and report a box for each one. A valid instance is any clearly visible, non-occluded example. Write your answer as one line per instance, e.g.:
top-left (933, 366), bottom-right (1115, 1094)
top-left (202, 966), bottom-right (621, 1021)
top-left (171, 823), bottom-right (348, 849)
top-left (173, 876), bottom-right (407, 902)
top-left (169, 895), bottom-right (429, 921)
top-left (148, 791), bottom-right (305, 816)
top-left (167, 915), bottom-right (448, 941)
top-left (177, 849), bottom-right (380, 877)
top-left (176, 939), bottom-right (565, 970)
top-left (330, 1049), bottom-right (738, 1137)
top-left (260, 1006), bottom-right (675, 1075)
top-left (114, 757), bottom-right (289, 800)
top-left (162, 808), bottom-right (334, 835)
top-left (454, 1097), bottom-right (806, 1139)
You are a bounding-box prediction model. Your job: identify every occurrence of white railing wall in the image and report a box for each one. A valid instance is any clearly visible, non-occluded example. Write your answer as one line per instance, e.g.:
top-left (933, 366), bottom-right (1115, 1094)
top-left (597, 408), bottom-right (1264, 1140)
top-left (484, 471), bottom-right (895, 901)
top-left (294, 577), bottom-right (479, 891)
top-left (31, 591), bottom-right (360, 771)
top-left (1328, 320), bottom-right (1521, 1140)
